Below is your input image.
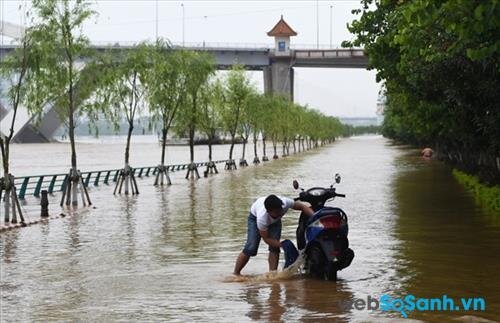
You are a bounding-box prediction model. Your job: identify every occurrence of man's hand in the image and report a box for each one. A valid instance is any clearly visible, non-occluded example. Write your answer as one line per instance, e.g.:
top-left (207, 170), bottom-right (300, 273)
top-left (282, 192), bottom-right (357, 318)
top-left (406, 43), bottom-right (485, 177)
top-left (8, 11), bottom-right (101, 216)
top-left (292, 201), bottom-right (314, 217)
top-left (259, 229), bottom-right (282, 249)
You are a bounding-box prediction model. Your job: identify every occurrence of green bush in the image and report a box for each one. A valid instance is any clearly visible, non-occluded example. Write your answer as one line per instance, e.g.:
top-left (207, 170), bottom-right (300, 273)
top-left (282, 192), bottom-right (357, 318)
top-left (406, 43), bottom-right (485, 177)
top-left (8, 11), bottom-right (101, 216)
top-left (453, 169), bottom-right (500, 213)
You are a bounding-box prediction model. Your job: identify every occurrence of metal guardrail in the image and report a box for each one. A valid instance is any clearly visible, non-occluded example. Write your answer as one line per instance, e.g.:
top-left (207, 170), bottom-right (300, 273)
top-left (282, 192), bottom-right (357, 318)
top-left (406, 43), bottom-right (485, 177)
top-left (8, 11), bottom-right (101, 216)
top-left (14, 160), bottom-right (229, 199)
top-left (1, 42), bottom-right (363, 51)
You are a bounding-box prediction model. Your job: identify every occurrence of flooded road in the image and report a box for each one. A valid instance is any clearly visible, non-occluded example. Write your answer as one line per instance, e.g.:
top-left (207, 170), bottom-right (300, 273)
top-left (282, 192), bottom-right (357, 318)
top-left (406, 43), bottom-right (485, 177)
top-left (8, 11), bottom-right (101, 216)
top-left (1, 136), bottom-right (499, 322)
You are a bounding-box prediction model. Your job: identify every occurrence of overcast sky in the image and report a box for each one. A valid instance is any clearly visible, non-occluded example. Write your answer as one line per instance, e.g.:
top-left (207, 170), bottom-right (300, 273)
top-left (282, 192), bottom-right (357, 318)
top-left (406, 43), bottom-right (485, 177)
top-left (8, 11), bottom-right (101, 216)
top-left (1, 0), bottom-right (381, 118)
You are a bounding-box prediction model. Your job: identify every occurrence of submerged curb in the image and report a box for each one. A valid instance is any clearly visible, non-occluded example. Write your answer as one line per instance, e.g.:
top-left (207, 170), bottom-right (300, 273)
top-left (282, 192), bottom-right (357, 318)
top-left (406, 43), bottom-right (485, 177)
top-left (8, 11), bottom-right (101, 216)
top-left (0, 212), bottom-right (73, 233)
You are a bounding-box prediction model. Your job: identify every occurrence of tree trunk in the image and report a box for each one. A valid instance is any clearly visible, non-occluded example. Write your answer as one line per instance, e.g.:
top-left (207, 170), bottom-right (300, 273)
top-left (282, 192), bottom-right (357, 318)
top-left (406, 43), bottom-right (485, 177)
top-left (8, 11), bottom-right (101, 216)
top-left (253, 133), bottom-right (258, 158)
top-left (242, 140), bottom-right (247, 160)
top-left (68, 102), bottom-right (78, 205)
top-left (229, 135), bottom-right (235, 160)
top-left (208, 137), bottom-right (213, 162)
top-left (0, 140), bottom-right (9, 179)
top-left (189, 126), bottom-right (195, 163)
top-left (125, 122), bottom-right (134, 166)
top-left (161, 126), bottom-right (168, 165)
top-left (189, 96), bottom-right (196, 164)
top-left (262, 137), bottom-right (267, 157)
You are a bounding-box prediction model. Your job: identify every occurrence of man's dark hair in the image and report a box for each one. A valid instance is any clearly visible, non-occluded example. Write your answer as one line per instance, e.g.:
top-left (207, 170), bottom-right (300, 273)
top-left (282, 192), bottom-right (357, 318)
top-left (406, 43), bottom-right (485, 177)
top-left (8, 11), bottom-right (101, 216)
top-left (264, 195), bottom-right (283, 211)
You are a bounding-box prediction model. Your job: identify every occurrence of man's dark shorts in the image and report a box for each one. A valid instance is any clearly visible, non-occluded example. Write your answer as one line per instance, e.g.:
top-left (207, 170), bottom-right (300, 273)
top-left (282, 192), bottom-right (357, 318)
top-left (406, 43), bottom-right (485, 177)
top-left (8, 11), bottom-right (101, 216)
top-left (242, 213), bottom-right (282, 257)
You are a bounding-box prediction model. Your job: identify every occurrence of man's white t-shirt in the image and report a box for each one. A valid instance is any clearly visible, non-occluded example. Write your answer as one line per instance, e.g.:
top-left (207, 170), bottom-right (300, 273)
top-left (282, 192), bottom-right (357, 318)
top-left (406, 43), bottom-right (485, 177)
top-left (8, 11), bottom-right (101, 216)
top-left (250, 196), bottom-right (295, 231)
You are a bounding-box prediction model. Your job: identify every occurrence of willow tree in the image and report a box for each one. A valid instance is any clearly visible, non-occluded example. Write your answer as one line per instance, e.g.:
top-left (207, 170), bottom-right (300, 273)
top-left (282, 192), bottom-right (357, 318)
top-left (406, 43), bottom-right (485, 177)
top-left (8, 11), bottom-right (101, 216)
top-left (290, 103), bottom-right (305, 154)
top-left (91, 45), bottom-right (150, 195)
top-left (199, 78), bottom-right (224, 176)
top-left (146, 42), bottom-right (187, 186)
top-left (27, 0), bottom-right (96, 207)
top-left (0, 29), bottom-right (35, 225)
top-left (245, 91), bottom-right (265, 164)
top-left (262, 94), bottom-right (282, 160)
top-left (174, 51), bottom-right (215, 179)
top-left (221, 65), bottom-right (251, 170)
top-left (260, 94), bottom-right (275, 161)
top-left (237, 88), bottom-right (259, 167)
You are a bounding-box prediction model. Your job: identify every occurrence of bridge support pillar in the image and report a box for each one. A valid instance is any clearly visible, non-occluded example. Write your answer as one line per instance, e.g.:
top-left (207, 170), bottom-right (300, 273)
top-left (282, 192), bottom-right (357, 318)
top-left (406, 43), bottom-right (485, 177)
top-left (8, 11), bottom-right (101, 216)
top-left (263, 59), bottom-right (294, 101)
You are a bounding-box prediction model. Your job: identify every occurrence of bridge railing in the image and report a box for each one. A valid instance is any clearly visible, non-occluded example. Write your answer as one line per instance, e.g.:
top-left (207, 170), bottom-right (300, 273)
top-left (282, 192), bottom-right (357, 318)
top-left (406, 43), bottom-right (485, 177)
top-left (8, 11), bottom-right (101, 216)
top-left (14, 159), bottom-right (228, 199)
top-left (294, 48), bottom-right (366, 58)
top-left (2, 42), bottom-right (363, 51)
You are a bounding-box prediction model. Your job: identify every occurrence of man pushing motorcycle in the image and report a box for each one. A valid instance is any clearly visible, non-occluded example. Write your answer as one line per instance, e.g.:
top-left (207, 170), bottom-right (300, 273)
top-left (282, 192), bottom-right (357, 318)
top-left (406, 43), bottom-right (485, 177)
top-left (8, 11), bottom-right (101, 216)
top-left (233, 194), bottom-right (314, 275)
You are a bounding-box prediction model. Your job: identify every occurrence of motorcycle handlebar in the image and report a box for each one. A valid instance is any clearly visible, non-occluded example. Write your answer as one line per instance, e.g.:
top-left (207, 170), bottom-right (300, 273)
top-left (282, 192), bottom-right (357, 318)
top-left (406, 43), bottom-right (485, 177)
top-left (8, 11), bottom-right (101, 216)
top-left (293, 190), bottom-right (346, 201)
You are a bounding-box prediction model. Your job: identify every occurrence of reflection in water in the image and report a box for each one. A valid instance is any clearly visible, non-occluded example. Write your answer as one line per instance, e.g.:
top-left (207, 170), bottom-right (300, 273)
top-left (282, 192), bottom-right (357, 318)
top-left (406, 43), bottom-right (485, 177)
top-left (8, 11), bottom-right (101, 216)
top-left (391, 153), bottom-right (500, 322)
top-left (1, 136), bottom-right (498, 321)
top-left (243, 279), bottom-right (354, 322)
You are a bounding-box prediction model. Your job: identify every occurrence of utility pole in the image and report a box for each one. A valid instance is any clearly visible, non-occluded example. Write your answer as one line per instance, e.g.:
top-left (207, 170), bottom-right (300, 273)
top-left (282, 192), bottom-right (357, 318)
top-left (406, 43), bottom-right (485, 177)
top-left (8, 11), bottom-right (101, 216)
top-left (181, 3), bottom-right (185, 46)
top-left (330, 5), bottom-right (333, 48)
top-left (155, 0), bottom-right (158, 41)
top-left (316, 0), bottom-right (319, 49)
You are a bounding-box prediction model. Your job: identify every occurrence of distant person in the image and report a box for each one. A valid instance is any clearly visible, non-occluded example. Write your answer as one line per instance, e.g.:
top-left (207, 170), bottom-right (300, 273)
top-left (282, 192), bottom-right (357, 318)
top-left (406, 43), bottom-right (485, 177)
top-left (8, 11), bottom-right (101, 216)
top-left (421, 147), bottom-right (433, 158)
top-left (233, 194), bottom-right (313, 275)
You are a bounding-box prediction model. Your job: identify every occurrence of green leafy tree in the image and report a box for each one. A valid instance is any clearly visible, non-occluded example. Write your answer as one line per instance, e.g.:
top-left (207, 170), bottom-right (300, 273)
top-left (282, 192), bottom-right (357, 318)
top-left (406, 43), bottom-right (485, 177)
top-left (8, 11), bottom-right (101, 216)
top-left (221, 65), bottom-right (252, 170)
top-left (174, 51), bottom-right (215, 179)
top-left (145, 42), bottom-right (187, 185)
top-left (199, 77), bottom-right (224, 175)
top-left (91, 45), bottom-right (151, 194)
top-left (248, 93), bottom-right (266, 164)
top-left (237, 87), bottom-right (259, 166)
top-left (0, 29), bottom-right (35, 224)
top-left (346, 0), bottom-right (500, 184)
top-left (27, 0), bottom-right (96, 207)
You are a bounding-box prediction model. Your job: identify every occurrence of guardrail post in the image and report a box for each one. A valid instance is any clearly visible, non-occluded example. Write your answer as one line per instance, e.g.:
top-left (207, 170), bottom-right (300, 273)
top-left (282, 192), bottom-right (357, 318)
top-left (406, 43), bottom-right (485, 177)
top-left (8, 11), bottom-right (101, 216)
top-left (60, 174), bottom-right (68, 192)
top-left (94, 171), bottom-right (101, 186)
top-left (113, 170), bottom-right (120, 182)
top-left (18, 177), bottom-right (30, 200)
top-left (137, 168), bottom-right (144, 178)
top-left (103, 171), bottom-right (111, 184)
top-left (84, 172), bottom-right (92, 187)
top-left (34, 176), bottom-right (44, 197)
top-left (48, 175), bottom-right (57, 193)
top-left (145, 167), bottom-right (151, 176)
top-left (41, 190), bottom-right (49, 218)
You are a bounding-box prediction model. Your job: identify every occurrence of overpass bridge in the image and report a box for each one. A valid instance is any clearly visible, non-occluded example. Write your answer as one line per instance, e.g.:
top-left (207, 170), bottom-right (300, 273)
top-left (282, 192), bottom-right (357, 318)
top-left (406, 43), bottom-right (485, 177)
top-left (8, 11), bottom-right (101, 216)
top-left (0, 17), bottom-right (368, 143)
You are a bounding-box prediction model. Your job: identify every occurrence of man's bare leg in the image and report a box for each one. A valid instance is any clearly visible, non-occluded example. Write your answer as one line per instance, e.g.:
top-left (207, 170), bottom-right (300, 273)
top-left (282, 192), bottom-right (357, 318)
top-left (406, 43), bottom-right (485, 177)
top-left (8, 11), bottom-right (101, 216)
top-left (234, 252), bottom-right (250, 275)
top-left (269, 251), bottom-right (279, 271)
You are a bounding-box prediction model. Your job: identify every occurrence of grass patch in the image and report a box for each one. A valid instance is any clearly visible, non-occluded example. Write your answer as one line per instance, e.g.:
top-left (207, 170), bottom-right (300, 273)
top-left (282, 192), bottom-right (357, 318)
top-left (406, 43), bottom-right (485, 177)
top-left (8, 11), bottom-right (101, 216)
top-left (453, 169), bottom-right (500, 214)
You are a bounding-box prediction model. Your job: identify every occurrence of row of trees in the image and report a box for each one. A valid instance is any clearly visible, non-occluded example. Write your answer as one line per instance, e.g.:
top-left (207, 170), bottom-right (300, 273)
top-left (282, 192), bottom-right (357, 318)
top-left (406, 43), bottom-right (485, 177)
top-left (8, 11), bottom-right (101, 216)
top-left (0, 0), bottom-right (344, 222)
top-left (345, 0), bottom-right (499, 184)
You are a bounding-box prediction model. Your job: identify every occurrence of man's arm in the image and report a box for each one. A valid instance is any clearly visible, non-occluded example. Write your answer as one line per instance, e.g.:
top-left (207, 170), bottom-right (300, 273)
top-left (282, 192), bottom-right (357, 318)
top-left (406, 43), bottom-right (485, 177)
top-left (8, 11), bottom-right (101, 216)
top-left (292, 201), bottom-right (314, 217)
top-left (259, 229), bottom-right (282, 248)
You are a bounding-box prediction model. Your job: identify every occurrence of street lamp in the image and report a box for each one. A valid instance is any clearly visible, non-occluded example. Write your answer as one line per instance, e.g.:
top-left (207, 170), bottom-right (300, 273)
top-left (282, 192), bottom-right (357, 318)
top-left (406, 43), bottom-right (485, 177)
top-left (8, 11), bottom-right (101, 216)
top-left (329, 5), bottom-right (333, 48)
top-left (203, 15), bottom-right (207, 47)
top-left (181, 3), bottom-right (185, 46)
top-left (316, 0), bottom-right (319, 49)
top-left (155, 0), bottom-right (158, 41)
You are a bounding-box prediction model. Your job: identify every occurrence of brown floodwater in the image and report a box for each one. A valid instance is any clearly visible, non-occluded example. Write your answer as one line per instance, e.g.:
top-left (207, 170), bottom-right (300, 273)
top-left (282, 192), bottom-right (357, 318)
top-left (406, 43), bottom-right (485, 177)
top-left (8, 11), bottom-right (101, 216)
top-left (1, 135), bottom-right (499, 322)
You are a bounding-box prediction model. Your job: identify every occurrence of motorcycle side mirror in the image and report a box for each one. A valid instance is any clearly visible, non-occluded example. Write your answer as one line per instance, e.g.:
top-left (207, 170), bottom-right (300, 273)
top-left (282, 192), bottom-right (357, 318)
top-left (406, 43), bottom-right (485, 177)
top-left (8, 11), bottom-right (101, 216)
top-left (335, 173), bottom-right (341, 184)
top-left (293, 180), bottom-right (299, 190)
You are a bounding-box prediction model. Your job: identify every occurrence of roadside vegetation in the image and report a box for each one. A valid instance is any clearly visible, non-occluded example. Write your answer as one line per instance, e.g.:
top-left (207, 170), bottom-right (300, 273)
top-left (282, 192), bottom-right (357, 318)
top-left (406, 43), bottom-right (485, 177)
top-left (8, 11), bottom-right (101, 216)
top-left (345, 0), bottom-right (499, 212)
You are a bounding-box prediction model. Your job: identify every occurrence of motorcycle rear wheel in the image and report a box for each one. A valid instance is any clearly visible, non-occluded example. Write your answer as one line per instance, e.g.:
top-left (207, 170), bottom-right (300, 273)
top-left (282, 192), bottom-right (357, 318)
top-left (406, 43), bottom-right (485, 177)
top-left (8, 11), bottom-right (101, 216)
top-left (306, 244), bottom-right (327, 280)
top-left (325, 266), bottom-right (337, 281)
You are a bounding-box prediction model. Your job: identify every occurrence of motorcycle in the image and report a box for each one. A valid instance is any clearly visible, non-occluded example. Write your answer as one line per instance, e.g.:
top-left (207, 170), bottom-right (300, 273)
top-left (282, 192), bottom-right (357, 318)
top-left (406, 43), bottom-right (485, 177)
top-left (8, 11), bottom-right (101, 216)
top-left (285, 173), bottom-right (354, 281)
